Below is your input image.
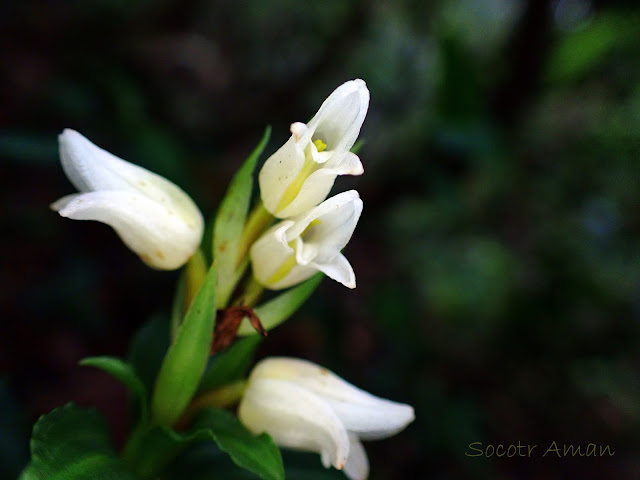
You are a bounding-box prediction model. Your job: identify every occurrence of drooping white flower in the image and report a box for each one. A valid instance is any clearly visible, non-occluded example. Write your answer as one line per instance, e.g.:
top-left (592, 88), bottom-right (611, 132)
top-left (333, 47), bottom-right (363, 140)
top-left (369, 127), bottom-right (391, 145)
top-left (238, 357), bottom-right (415, 480)
top-left (259, 79), bottom-right (369, 218)
top-left (250, 190), bottom-right (362, 290)
top-left (51, 129), bottom-right (204, 270)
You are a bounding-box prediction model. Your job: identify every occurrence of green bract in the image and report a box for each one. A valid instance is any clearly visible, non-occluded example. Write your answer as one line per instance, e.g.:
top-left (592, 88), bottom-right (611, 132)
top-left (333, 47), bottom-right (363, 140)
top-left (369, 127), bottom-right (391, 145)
top-left (151, 263), bottom-right (218, 426)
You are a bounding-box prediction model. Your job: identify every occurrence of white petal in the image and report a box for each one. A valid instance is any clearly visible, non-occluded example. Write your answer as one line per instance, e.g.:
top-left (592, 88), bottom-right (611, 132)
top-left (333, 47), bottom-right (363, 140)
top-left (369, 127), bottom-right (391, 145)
top-left (59, 129), bottom-right (203, 232)
top-left (287, 190), bottom-right (362, 240)
top-left (275, 154), bottom-right (364, 219)
top-left (311, 253), bottom-right (356, 289)
top-left (344, 435), bottom-right (369, 480)
top-left (249, 221), bottom-right (295, 285)
top-left (302, 79), bottom-right (370, 153)
top-left (238, 378), bottom-right (350, 471)
top-left (251, 358), bottom-right (415, 440)
top-left (258, 136), bottom-right (306, 216)
top-left (52, 190), bottom-right (200, 270)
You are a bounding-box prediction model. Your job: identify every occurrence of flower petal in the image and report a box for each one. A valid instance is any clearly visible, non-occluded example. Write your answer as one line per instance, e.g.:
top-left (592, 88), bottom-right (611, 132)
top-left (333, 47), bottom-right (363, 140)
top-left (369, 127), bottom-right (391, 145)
top-left (258, 136), bottom-right (306, 216)
top-left (343, 434), bottom-right (369, 480)
top-left (238, 378), bottom-right (351, 471)
top-left (275, 155), bottom-right (363, 219)
top-left (251, 358), bottom-right (415, 440)
top-left (59, 129), bottom-right (203, 231)
top-left (302, 79), bottom-right (370, 153)
top-left (311, 253), bottom-right (356, 289)
top-left (52, 190), bottom-right (200, 270)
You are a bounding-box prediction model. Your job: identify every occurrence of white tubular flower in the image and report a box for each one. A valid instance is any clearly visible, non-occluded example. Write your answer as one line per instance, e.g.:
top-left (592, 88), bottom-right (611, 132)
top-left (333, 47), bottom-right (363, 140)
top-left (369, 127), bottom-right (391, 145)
top-left (238, 357), bottom-right (415, 480)
top-left (250, 190), bottom-right (362, 290)
top-left (51, 129), bottom-right (204, 270)
top-left (259, 79), bottom-right (369, 218)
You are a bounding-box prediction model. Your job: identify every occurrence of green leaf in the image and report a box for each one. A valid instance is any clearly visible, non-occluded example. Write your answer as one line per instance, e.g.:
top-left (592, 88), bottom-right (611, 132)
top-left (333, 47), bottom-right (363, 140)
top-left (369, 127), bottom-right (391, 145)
top-left (214, 127), bottom-right (271, 308)
top-left (25, 403), bottom-right (136, 480)
top-left (164, 442), bottom-right (261, 480)
top-left (79, 356), bottom-right (148, 423)
top-left (237, 273), bottom-right (323, 335)
top-left (193, 408), bottom-right (284, 480)
top-left (151, 264), bottom-right (217, 426)
top-left (128, 408), bottom-right (283, 480)
top-left (128, 314), bottom-right (171, 395)
top-left (198, 336), bottom-right (263, 392)
top-left (170, 270), bottom-right (187, 341)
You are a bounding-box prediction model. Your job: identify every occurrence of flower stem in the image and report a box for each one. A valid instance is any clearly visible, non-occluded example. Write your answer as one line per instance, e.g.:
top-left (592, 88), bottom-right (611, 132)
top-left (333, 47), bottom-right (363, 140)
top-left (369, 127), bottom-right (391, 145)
top-left (176, 380), bottom-right (247, 428)
top-left (236, 202), bottom-right (273, 268)
top-left (236, 274), bottom-right (265, 308)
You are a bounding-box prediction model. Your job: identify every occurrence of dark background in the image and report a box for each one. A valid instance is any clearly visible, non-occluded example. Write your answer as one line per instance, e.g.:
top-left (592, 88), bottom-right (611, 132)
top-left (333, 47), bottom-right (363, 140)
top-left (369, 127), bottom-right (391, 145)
top-left (2, 0), bottom-right (640, 479)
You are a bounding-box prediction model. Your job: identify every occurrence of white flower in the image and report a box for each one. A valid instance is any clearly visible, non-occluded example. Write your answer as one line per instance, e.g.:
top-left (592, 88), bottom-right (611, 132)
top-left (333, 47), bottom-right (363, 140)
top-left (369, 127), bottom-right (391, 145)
top-left (238, 357), bottom-right (415, 480)
top-left (250, 190), bottom-right (362, 290)
top-left (259, 79), bottom-right (369, 218)
top-left (51, 129), bottom-right (204, 270)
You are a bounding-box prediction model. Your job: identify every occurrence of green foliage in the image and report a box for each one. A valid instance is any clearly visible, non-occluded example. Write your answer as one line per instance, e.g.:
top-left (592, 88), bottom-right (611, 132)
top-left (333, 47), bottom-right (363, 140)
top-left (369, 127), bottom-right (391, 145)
top-left (213, 127), bottom-right (271, 308)
top-left (128, 409), bottom-right (283, 480)
top-left (151, 264), bottom-right (217, 426)
top-left (79, 356), bottom-right (148, 424)
top-left (128, 315), bottom-right (171, 396)
top-left (193, 408), bottom-right (284, 480)
top-left (237, 274), bottom-right (323, 335)
top-left (199, 336), bottom-right (263, 392)
top-left (22, 404), bottom-right (136, 480)
top-left (170, 271), bottom-right (187, 341)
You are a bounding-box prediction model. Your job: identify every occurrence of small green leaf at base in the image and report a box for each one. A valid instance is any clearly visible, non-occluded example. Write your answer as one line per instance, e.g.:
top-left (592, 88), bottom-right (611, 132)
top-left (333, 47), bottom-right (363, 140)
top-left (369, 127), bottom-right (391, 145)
top-left (79, 356), bottom-right (148, 423)
top-left (194, 408), bottom-right (284, 480)
top-left (129, 408), bottom-right (283, 480)
top-left (151, 263), bottom-right (218, 427)
top-left (24, 403), bottom-right (136, 480)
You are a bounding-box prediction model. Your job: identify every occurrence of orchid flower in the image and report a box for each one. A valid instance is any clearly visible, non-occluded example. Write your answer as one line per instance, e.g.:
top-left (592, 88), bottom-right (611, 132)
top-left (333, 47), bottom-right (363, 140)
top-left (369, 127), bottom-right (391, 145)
top-left (259, 79), bottom-right (369, 218)
top-left (51, 129), bottom-right (204, 270)
top-left (250, 190), bottom-right (362, 290)
top-left (238, 357), bottom-right (415, 480)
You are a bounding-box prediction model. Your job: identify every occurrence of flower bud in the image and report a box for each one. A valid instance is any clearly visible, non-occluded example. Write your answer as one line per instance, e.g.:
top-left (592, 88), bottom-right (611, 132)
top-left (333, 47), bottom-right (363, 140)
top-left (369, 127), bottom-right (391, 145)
top-left (51, 129), bottom-right (204, 270)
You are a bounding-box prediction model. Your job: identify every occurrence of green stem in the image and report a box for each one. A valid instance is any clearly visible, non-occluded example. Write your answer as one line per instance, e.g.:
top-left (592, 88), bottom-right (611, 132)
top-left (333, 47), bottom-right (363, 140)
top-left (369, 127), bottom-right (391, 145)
top-left (178, 380), bottom-right (248, 427)
top-left (235, 274), bottom-right (265, 308)
top-left (218, 202), bottom-right (273, 309)
top-left (236, 202), bottom-right (273, 268)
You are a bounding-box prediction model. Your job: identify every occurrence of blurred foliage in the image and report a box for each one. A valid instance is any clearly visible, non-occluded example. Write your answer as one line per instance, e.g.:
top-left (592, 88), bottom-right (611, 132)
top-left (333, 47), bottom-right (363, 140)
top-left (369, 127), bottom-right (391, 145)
top-left (2, 0), bottom-right (640, 479)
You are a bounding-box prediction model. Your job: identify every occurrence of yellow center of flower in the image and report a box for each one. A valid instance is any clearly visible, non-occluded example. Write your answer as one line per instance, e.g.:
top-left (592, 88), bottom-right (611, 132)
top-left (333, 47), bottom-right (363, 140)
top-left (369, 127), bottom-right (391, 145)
top-left (313, 139), bottom-right (327, 152)
top-left (275, 138), bottom-right (327, 214)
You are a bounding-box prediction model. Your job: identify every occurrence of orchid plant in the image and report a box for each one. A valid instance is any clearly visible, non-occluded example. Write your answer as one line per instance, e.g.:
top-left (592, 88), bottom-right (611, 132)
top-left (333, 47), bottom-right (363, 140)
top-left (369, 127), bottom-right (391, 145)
top-left (22, 80), bottom-right (414, 480)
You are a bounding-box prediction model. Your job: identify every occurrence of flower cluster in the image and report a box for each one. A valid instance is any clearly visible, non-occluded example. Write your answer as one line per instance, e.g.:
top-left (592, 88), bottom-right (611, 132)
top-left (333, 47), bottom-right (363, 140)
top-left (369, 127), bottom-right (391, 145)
top-left (250, 79), bottom-right (369, 290)
top-left (49, 80), bottom-right (414, 480)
